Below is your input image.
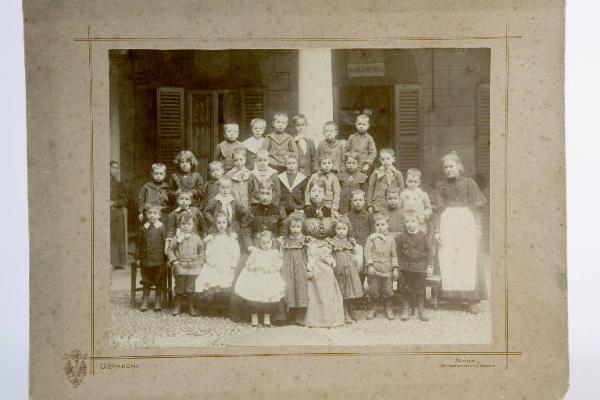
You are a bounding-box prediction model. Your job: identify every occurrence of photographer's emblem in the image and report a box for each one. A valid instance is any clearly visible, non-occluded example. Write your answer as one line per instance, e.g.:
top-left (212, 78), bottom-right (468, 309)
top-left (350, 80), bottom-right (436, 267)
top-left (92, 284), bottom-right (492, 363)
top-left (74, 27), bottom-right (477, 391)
top-left (63, 350), bottom-right (88, 387)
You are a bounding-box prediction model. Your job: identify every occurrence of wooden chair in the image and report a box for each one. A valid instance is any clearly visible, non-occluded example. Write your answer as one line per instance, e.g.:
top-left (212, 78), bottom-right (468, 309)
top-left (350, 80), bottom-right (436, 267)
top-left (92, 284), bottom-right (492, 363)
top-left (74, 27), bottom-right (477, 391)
top-left (130, 262), bottom-right (173, 308)
top-left (425, 274), bottom-right (442, 309)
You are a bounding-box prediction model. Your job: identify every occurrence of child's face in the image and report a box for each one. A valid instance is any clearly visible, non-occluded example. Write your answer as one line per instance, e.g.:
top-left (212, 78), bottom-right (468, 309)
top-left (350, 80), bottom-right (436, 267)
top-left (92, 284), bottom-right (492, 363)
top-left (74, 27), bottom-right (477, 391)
top-left (345, 158), bottom-right (359, 173)
top-left (210, 166), bottom-right (223, 180)
top-left (273, 116), bottom-right (288, 133)
top-left (215, 216), bottom-right (228, 232)
top-left (320, 159), bottom-right (333, 173)
top-left (355, 117), bottom-right (370, 133)
top-left (256, 155), bottom-right (269, 170)
top-left (286, 158), bottom-right (298, 173)
top-left (351, 194), bottom-right (365, 211)
top-left (180, 219), bottom-right (194, 233)
top-left (406, 174), bottom-right (421, 190)
top-left (224, 126), bottom-right (239, 141)
top-left (252, 124), bottom-right (265, 139)
top-left (259, 236), bottom-right (272, 250)
top-left (259, 189), bottom-right (273, 205)
top-left (219, 181), bottom-right (232, 196)
top-left (403, 214), bottom-right (419, 234)
top-left (146, 209), bottom-right (160, 222)
top-left (177, 195), bottom-right (192, 209)
top-left (289, 220), bottom-right (303, 235)
top-left (309, 185), bottom-right (325, 204)
top-left (386, 193), bottom-right (401, 209)
top-left (152, 169), bottom-right (166, 183)
top-left (443, 160), bottom-right (460, 178)
top-left (335, 223), bottom-right (349, 239)
top-left (179, 159), bottom-right (191, 173)
top-left (294, 119), bottom-right (307, 135)
top-left (379, 152), bottom-right (395, 168)
top-left (323, 125), bottom-right (337, 141)
top-left (374, 219), bottom-right (389, 234)
top-left (233, 153), bottom-right (246, 169)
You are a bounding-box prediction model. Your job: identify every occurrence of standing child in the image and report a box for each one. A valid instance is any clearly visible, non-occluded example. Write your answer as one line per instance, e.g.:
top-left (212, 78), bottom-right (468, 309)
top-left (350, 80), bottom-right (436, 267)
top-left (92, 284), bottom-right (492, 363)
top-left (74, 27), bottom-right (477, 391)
top-left (290, 114), bottom-right (316, 176)
top-left (337, 152), bottom-right (368, 215)
top-left (261, 112), bottom-right (297, 173)
top-left (166, 190), bottom-right (208, 239)
top-left (278, 153), bottom-right (308, 216)
top-left (166, 211), bottom-right (205, 316)
top-left (195, 211), bottom-right (241, 302)
top-left (214, 122), bottom-right (246, 173)
top-left (399, 168), bottom-right (433, 233)
top-left (248, 148), bottom-right (281, 206)
top-left (305, 157), bottom-right (341, 214)
top-left (383, 187), bottom-right (404, 238)
top-left (201, 161), bottom-right (224, 210)
top-left (234, 231), bottom-right (286, 326)
top-left (315, 121), bottom-right (345, 174)
top-left (345, 114), bottom-right (377, 174)
top-left (137, 163), bottom-right (169, 224)
top-left (367, 148), bottom-right (404, 213)
top-left (226, 147), bottom-right (252, 209)
top-left (168, 150), bottom-right (205, 208)
top-left (327, 216), bottom-right (364, 324)
top-left (346, 189), bottom-right (373, 247)
top-left (243, 118), bottom-right (266, 170)
top-left (135, 205), bottom-right (167, 312)
top-left (396, 210), bottom-right (434, 321)
top-left (364, 213), bottom-right (399, 320)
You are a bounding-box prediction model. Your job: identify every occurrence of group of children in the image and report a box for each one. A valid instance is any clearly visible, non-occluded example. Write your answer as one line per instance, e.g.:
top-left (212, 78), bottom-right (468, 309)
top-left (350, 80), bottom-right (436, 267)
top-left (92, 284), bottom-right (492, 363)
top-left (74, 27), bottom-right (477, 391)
top-left (132, 111), bottom-right (487, 328)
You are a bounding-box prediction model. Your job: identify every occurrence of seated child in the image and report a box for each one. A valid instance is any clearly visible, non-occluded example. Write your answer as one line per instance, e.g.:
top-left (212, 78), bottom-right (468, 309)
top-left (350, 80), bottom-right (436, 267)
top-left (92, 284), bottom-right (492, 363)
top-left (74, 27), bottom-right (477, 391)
top-left (315, 121), bottom-right (345, 174)
top-left (305, 156), bottom-right (341, 214)
top-left (367, 148), bottom-right (404, 213)
top-left (168, 150), bottom-right (205, 208)
top-left (243, 118), bottom-right (266, 171)
top-left (278, 152), bottom-right (308, 216)
top-left (248, 148), bottom-right (281, 206)
top-left (399, 168), bottom-right (432, 233)
top-left (234, 231), bottom-right (286, 326)
top-left (345, 114), bottom-right (377, 174)
top-left (201, 161), bottom-right (224, 210)
top-left (195, 211), bottom-right (241, 301)
top-left (137, 163), bottom-right (169, 224)
top-left (290, 114), bottom-right (316, 176)
top-left (261, 112), bottom-right (297, 173)
top-left (364, 213), bottom-right (399, 320)
top-left (337, 152), bottom-right (368, 215)
top-left (396, 209), bottom-right (434, 321)
top-left (214, 122), bottom-right (245, 173)
top-left (327, 216), bottom-right (364, 324)
top-left (166, 190), bottom-right (208, 239)
top-left (226, 147), bottom-right (252, 209)
top-left (135, 205), bottom-right (167, 312)
top-left (166, 211), bottom-right (205, 316)
top-left (383, 187), bottom-right (404, 238)
top-left (249, 182), bottom-right (286, 244)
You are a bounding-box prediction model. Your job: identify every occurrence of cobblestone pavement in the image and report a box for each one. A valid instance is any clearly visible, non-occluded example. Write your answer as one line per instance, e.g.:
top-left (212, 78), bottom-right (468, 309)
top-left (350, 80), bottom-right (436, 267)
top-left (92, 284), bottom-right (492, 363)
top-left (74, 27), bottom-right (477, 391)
top-left (111, 290), bottom-right (491, 348)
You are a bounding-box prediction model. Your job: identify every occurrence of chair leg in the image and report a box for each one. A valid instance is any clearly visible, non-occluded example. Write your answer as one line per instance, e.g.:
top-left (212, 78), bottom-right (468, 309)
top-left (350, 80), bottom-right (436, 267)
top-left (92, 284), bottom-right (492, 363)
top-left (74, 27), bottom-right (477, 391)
top-left (130, 262), bottom-right (137, 307)
top-left (432, 286), bottom-right (439, 309)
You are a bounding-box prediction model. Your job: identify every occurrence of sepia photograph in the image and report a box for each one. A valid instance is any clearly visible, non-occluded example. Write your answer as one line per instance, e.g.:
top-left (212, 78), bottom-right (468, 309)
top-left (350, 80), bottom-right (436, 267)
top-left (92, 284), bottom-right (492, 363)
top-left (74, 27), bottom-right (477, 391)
top-left (109, 48), bottom-right (491, 348)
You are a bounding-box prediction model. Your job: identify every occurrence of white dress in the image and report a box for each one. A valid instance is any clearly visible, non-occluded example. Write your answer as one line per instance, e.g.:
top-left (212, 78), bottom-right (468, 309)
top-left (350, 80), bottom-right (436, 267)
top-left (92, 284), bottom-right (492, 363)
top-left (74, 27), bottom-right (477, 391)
top-left (195, 233), bottom-right (240, 292)
top-left (234, 248), bottom-right (285, 303)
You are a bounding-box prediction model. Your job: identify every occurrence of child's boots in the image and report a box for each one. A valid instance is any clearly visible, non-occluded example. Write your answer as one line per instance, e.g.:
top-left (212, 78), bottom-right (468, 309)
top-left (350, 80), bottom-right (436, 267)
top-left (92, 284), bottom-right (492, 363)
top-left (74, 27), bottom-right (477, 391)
top-left (172, 295), bottom-right (181, 316)
top-left (343, 304), bottom-right (353, 324)
top-left (188, 294), bottom-right (197, 317)
top-left (366, 299), bottom-right (377, 319)
top-left (384, 299), bottom-right (395, 320)
top-left (140, 288), bottom-right (150, 312)
top-left (417, 295), bottom-right (429, 321)
top-left (154, 289), bottom-right (162, 311)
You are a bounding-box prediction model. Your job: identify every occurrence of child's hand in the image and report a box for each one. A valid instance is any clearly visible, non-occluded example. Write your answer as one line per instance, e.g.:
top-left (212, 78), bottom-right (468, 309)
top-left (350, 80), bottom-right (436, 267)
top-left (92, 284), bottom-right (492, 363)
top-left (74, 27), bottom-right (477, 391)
top-left (417, 214), bottom-right (425, 224)
top-left (331, 210), bottom-right (339, 220)
top-left (367, 265), bottom-right (375, 276)
top-left (433, 232), bottom-right (441, 245)
top-left (350, 237), bottom-right (357, 246)
top-left (361, 164), bottom-right (370, 173)
top-left (306, 271), bottom-right (314, 280)
top-left (392, 268), bottom-right (399, 280)
top-left (367, 206), bottom-right (374, 213)
top-left (138, 213), bottom-right (144, 222)
top-left (426, 265), bottom-right (434, 277)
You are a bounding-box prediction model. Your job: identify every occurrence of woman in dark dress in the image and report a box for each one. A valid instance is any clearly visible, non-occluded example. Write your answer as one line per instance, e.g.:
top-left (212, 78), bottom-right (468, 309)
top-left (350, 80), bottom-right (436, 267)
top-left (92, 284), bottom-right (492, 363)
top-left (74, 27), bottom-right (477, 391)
top-left (110, 161), bottom-right (128, 270)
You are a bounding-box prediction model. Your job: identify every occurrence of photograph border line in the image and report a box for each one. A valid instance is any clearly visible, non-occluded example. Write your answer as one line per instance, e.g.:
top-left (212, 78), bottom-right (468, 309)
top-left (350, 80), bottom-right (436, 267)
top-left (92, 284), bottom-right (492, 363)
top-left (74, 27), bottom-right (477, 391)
top-left (84, 26), bottom-right (520, 375)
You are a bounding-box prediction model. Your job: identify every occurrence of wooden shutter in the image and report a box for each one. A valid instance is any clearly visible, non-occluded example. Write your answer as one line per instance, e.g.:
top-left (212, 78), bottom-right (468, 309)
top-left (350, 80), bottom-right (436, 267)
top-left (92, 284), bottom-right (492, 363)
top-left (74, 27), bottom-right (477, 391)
top-left (394, 85), bottom-right (422, 176)
top-left (476, 83), bottom-right (491, 249)
top-left (157, 87), bottom-right (184, 173)
top-left (187, 90), bottom-right (215, 178)
top-left (240, 87), bottom-right (264, 139)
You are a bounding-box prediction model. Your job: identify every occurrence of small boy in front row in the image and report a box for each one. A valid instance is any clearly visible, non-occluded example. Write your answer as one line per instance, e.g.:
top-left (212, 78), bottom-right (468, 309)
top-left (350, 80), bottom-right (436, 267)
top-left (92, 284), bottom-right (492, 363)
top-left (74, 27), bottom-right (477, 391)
top-left (367, 148), bottom-right (405, 213)
top-left (364, 213), bottom-right (399, 320)
top-left (395, 209), bottom-right (434, 321)
top-left (166, 211), bottom-right (205, 316)
top-left (135, 205), bottom-right (167, 312)
top-left (137, 163), bottom-right (169, 224)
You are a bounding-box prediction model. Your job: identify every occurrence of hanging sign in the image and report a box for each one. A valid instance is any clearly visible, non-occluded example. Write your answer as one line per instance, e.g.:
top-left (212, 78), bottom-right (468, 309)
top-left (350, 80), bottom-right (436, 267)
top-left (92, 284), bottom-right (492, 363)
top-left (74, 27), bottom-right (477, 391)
top-left (347, 62), bottom-right (385, 77)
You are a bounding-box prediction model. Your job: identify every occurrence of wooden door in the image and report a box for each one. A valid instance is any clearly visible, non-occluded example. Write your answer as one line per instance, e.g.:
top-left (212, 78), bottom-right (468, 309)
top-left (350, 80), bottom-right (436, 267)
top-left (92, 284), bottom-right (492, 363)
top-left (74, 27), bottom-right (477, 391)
top-left (187, 90), bottom-right (216, 178)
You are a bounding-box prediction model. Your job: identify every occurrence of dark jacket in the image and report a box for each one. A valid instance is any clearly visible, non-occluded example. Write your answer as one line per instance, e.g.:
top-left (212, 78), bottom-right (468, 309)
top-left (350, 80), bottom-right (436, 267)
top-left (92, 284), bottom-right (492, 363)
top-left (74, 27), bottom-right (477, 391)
top-left (136, 221), bottom-right (167, 267)
top-left (395, 231), bottom-right (434, 273)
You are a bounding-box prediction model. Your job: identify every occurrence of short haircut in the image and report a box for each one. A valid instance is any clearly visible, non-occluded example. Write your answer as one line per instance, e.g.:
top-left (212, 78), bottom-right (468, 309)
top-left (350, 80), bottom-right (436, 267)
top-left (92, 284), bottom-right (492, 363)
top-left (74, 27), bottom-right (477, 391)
top-left (292, 114), bottom-right (307, 125)
top-left (224, 122), bottom-right (239, 131)
top-left (322, 120), bottom-right (338, 132)
top-left (258, 181), bottom-right (274, 193)
top-left (250, 118), bottom-right (267, 129)
top-left (285, 152), bottom-right (298, 162)
top-left (208, 160), bottom-right (224, 170)
top-left (173, 150), bottom-right (198, 170)
top-left (406, 168), bottom-right (422, 179)
top-left (256, 148), bottom-right (269, 159)
top-left (151, 163), bottom-right (166, 172)
top-left (218, 176), bottom-right (232, 187)
top-left (319, 156), bottom-right (334, 165)
top-left (402, 209), bottom-right (419, 220)
top-left (441, 151), bottom-right (465, 173)
top-left (379, 148), bottom-right (395, 158)
top-left (373, 213), bottom-right (390, 224)
top-left (176, 190), bottom-right (193, 200)
top-left (272, 112), bottom-right (289, 122)
top-left (385, 187), bottom-right (401, 198)
top-left (356, 114), bottom-right (370, 123)
top-left (307, 177), bottom-right (327, 193)
top-left (345, 152), bottom-right (360, 163)
top-left (350, 189), bottom-right (366, 200)
top-left (232, 147), bottom-right (246, 158)
top-left (144, 204), bottom-right (164, 214)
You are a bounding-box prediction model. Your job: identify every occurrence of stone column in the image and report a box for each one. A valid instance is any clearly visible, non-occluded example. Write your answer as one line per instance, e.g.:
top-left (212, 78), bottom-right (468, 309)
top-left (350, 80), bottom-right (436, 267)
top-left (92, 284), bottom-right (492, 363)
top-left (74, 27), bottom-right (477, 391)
top-left (298, 49), bottom-right (334, 143)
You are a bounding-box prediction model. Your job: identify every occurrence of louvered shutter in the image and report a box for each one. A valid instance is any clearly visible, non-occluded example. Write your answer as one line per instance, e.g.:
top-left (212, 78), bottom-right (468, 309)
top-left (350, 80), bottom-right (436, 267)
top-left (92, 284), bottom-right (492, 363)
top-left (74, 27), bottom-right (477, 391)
top-left (157, 87), bottom-right (185, 173)
top-left (394, 85), bottom-right (422, 176)
top-left (187, 90), bottom-right (215, 177)
top-left (240, 87), bottom-right (264, 139)
top-left (476, 83), bottom-right (491, 249)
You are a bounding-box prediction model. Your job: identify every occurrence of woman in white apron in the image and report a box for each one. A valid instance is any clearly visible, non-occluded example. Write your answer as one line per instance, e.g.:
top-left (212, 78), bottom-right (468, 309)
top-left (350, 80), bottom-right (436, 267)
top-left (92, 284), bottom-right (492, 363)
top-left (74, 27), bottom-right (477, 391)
top-left (432, 151), bottom-right (487, 313)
